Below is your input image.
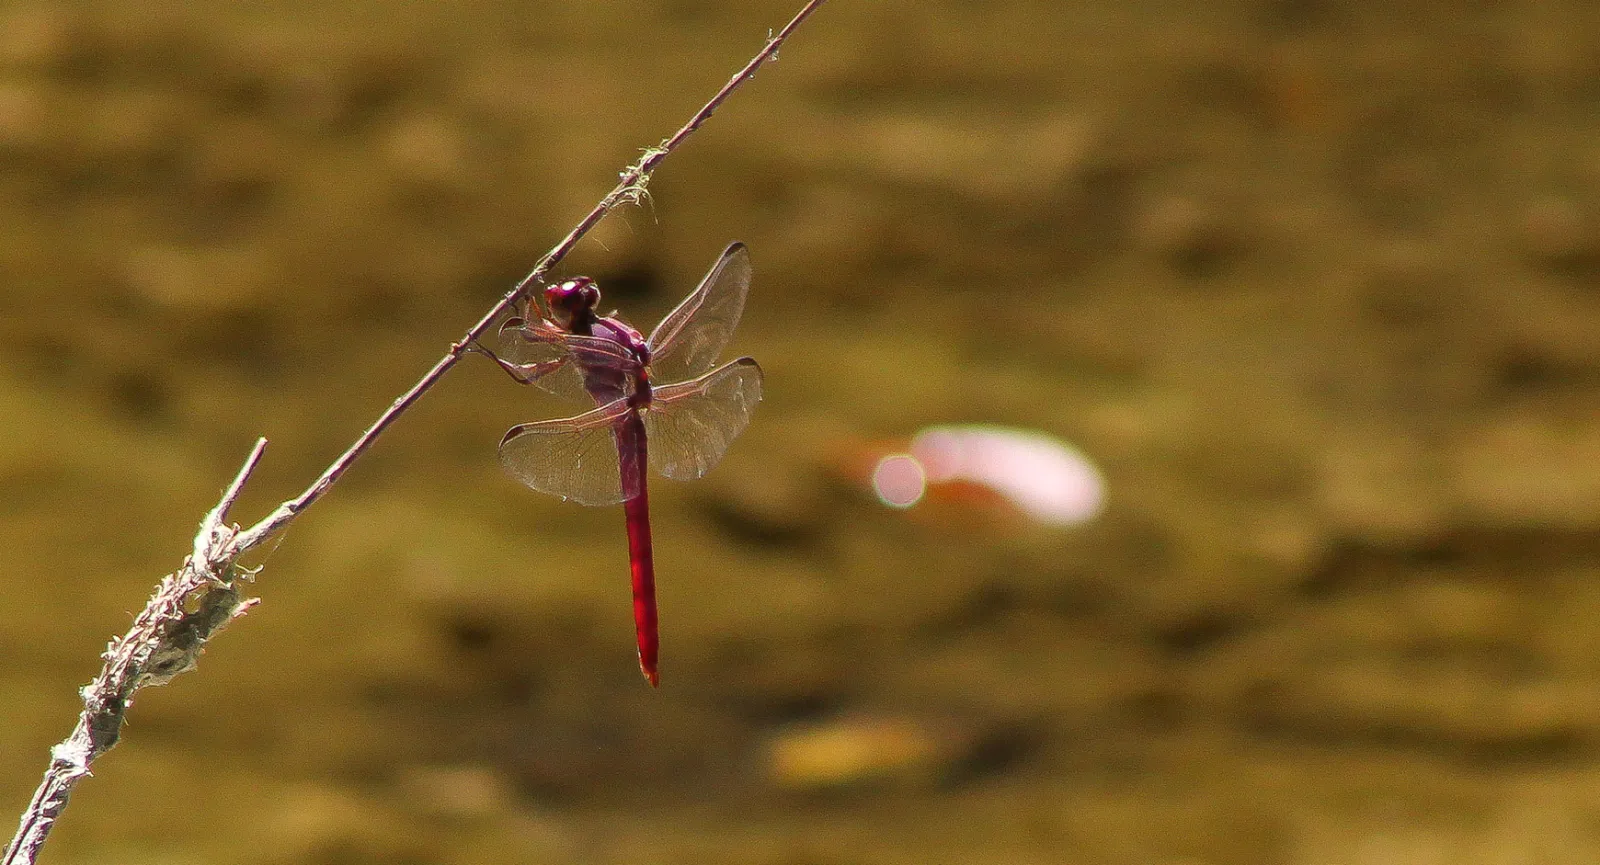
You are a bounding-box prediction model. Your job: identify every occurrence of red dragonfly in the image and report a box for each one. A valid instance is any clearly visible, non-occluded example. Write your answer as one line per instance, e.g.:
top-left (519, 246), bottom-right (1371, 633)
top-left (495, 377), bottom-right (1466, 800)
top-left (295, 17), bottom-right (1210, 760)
top-left (483, 242), bottom-right (762, 686)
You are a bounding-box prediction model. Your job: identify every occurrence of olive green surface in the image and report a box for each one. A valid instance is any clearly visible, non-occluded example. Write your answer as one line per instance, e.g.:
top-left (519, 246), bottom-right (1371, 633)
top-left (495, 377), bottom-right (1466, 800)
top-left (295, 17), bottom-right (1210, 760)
top-left (4, 1), bottom-right (1600, 863)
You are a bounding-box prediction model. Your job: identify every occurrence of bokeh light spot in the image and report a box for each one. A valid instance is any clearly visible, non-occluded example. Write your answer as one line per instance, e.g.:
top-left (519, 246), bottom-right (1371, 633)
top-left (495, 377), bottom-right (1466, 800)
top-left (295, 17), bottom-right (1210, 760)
top-left (872, 454), bottom-right (927, 509)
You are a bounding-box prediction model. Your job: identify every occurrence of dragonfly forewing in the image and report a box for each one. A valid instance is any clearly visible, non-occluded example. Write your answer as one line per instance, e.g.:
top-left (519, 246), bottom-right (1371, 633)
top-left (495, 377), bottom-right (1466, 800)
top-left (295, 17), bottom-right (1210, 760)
top-left (647, 242), bottom-right (752, 385)
top-left (644, 356), bottom-right (763, 481)
top-left (499, 317), bottom-right (641, 401)
top-left (498, 398), bottom-right (642, 506)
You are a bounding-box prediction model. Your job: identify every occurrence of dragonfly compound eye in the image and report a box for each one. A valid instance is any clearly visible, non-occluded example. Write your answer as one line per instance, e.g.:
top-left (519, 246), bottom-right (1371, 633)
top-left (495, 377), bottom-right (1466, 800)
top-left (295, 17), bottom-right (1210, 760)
top-left (545, 277), bottom-right (600, 321)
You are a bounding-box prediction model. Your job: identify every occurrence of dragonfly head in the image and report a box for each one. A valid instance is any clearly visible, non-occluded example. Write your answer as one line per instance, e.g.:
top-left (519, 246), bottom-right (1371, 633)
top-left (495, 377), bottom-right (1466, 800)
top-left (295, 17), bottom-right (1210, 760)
top-left (544, 277), bottom-right (601, 327)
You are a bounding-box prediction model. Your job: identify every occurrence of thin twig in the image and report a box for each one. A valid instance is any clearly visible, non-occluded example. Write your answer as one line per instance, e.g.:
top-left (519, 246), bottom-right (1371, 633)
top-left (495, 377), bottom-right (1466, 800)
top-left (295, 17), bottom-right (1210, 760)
top-left (2, 3), bottom-right (826, 862)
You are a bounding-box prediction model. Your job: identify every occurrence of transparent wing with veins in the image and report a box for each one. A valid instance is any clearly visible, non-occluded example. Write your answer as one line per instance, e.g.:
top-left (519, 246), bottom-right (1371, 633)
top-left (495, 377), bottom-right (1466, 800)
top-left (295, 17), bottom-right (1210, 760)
top-left (496, 317), bottom-right (640, 402)
top-left (647, 242), bottom-right (752, 386)
top-left (645, 357), bottom-right (763, 480)
top-left (498, 398), bottom-right (640, 506)
top-left (498, 357), bottom-right (763, 504)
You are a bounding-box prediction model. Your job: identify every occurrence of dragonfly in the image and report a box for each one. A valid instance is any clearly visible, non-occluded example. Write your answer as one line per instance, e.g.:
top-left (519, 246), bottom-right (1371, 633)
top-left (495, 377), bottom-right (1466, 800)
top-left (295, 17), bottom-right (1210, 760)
top-left (481, 242), bottom-right (762, 687)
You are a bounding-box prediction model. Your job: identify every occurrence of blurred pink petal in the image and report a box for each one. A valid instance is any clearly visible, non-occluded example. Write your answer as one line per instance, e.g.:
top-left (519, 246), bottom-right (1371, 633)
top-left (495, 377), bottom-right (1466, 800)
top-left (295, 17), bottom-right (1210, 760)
top-left (909, 425), bottom-right (1104, 526)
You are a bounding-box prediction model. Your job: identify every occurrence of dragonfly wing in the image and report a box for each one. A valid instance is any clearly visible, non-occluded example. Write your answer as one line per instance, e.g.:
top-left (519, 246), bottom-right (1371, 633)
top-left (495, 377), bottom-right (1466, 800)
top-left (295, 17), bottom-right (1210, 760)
top-left (498, 399), bottom-right (641, 506)
top-left (644, 356), bottom-right (763, 481)
top-left (497, 318), bottom-right (589, 401)
top-left (499, 318), bottom-right (640, 401)
top-left (646, 242), bottom-right (752, 384)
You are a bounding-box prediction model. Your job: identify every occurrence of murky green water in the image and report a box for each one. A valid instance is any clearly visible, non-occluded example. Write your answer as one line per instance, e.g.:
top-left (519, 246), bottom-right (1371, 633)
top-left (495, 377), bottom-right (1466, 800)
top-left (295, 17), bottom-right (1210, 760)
top-left (4, 1), bottom-right (1600, 863)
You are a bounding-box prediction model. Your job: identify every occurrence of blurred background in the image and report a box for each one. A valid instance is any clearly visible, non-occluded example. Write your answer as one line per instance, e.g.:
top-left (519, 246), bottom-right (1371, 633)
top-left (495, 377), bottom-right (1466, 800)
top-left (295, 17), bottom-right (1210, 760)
top-left (3, 0), bottom-right (1600, 862)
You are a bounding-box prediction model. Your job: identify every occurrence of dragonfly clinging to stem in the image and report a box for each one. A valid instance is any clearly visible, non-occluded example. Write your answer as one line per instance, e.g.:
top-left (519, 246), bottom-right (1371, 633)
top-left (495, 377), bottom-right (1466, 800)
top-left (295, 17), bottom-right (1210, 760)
top-left (480, 242), bottom-right (762, 686)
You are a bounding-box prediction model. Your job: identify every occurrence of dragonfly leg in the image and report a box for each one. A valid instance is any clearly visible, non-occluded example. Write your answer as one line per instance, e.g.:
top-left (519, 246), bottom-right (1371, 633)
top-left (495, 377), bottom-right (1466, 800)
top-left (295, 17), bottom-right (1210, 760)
top-left (462, 334), bottom-right (501, 362)
top-left (467, 338), bottom-right (566, 388)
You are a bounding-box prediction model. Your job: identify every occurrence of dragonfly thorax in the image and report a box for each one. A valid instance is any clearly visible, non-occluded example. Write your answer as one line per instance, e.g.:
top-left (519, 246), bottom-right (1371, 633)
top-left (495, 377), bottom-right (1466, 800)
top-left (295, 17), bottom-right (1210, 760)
top-left (590, 316), bottom-right (651, 363)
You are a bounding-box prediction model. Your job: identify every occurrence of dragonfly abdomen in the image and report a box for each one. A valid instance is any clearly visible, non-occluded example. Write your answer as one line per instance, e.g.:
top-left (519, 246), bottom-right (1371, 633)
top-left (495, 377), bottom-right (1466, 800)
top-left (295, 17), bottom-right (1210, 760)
top-left (615, 414), bottom-right (659, 687)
